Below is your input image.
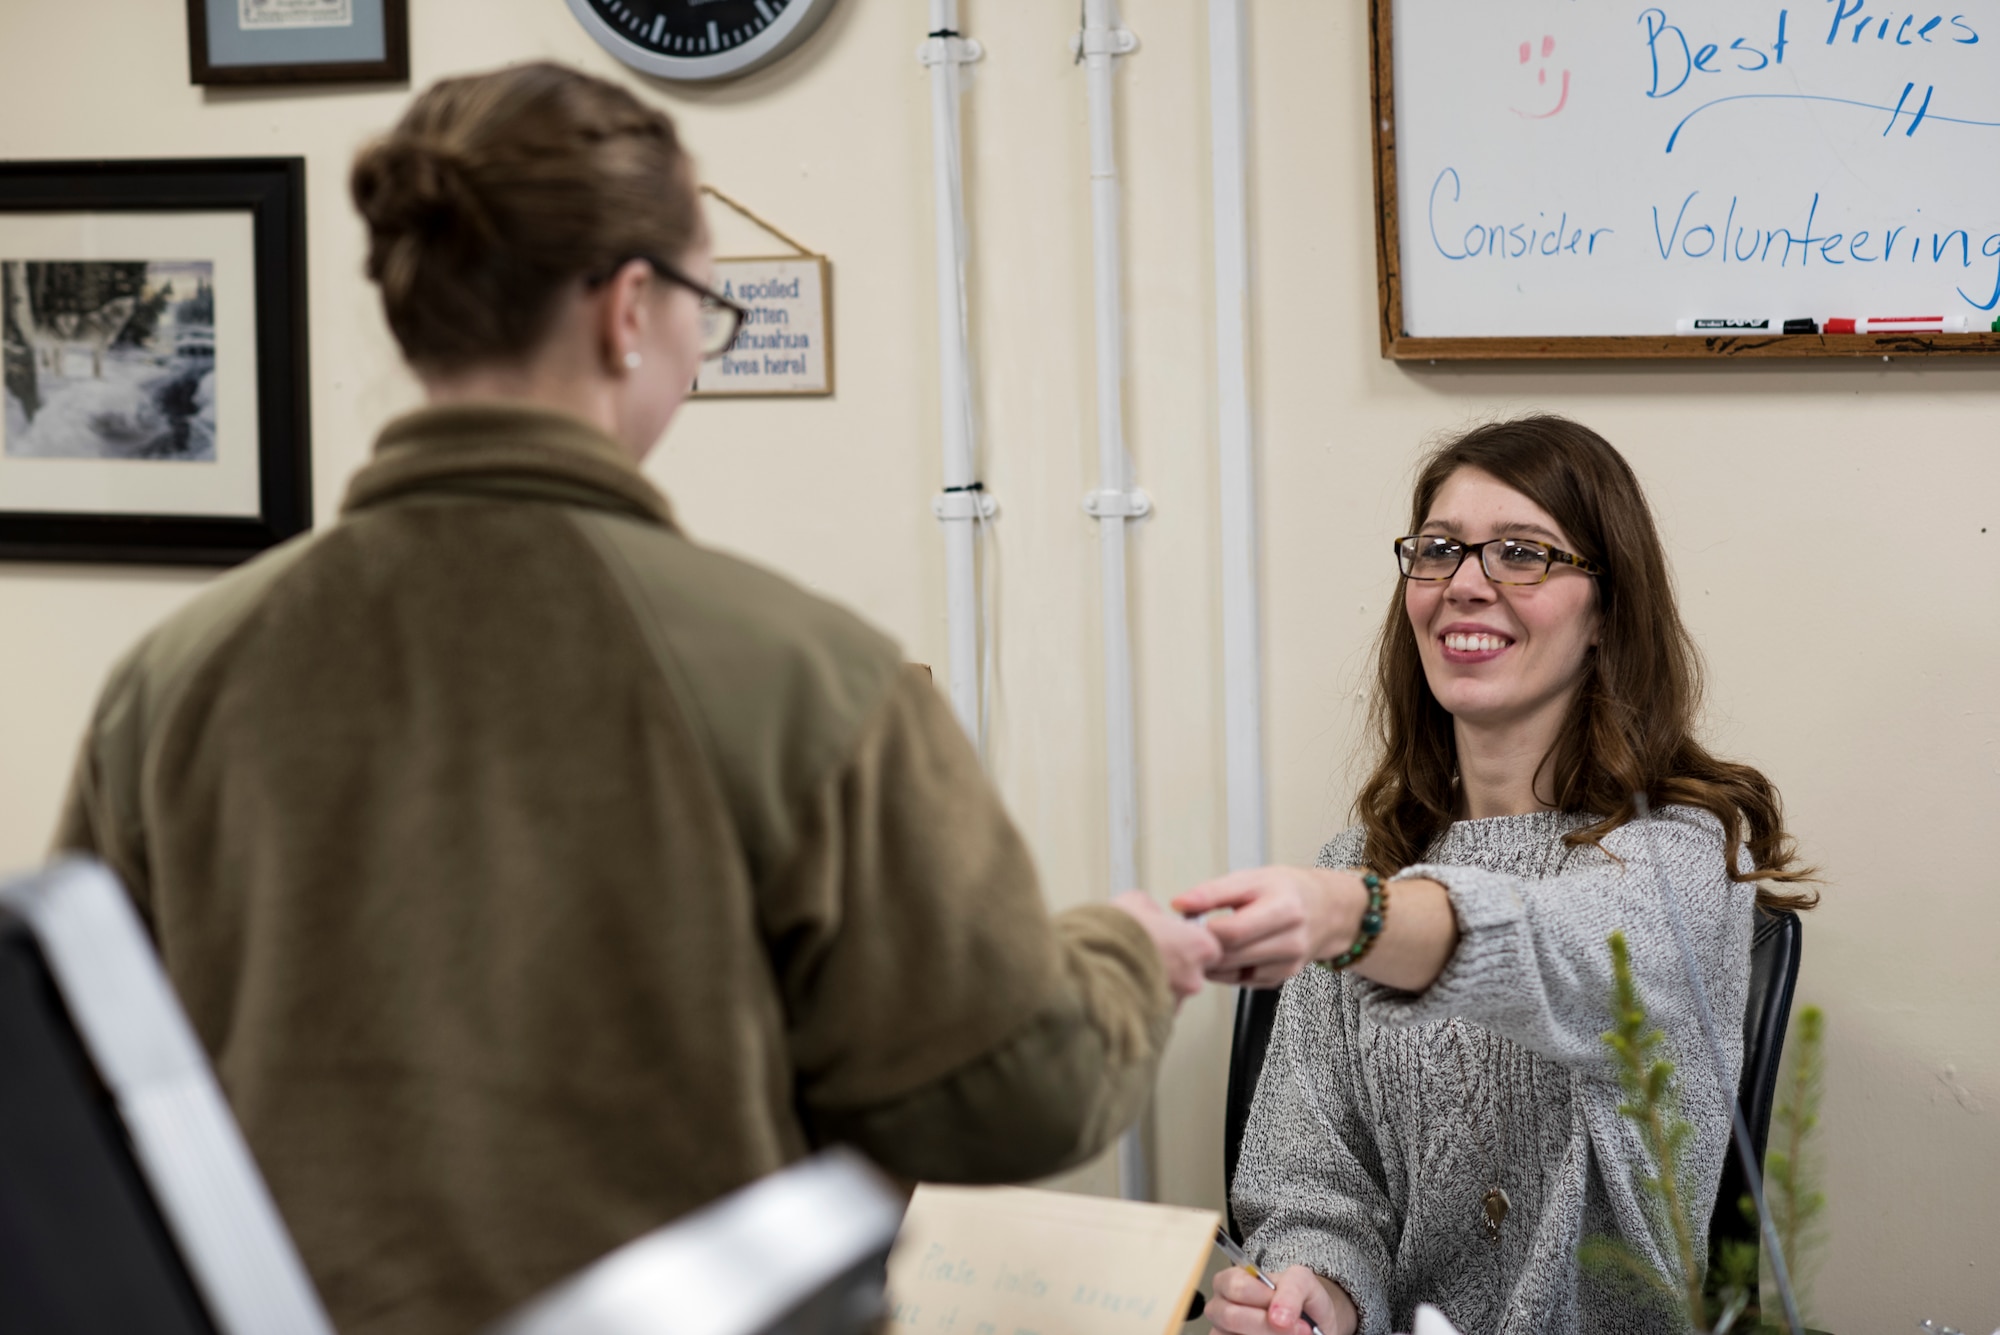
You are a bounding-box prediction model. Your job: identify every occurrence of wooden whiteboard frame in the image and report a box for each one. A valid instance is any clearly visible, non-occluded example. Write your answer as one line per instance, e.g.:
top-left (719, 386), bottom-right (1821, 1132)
top-left (1367, 0), bottom-right (2000, 360)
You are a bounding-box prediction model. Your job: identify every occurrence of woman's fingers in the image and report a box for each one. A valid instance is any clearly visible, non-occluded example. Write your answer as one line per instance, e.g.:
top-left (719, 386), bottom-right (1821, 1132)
top-left (1178, 866), bottom-right (1358, 980)
top-left (1170, 866), bottom-right (1290, 917)
top-left (1110, 891), bottom-right (1223, 1001)
top-left (1211, 1264), bottom-right (1356, 1335)
top-left (1203, 954), bottom-right (1309, 987)
top-left (1267, 1266), bottom-right (1331, 1335)
top-left (1205, 895), bottom-right (1304, 950)
top-left (1211, 1265), bottom-right (1274, 1307)
top-left (1205, 1267), bottom-right (1277, 1335)
top-left (1204, 1295), bottom-right (1271, 1335)
top-left (1200, 880), bottom-right (1310, 954)
top-left (1209, 919), bottom-right (1312, 968)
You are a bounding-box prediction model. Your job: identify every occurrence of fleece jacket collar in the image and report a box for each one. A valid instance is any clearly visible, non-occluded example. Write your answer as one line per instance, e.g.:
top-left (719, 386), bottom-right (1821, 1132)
top-left (343, 403), bottom-right (678, 530)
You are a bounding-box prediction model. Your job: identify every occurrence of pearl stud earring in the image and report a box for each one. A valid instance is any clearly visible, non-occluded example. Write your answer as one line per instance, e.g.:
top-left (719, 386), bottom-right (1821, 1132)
top-left (623, 351), bottom-right (642, 370)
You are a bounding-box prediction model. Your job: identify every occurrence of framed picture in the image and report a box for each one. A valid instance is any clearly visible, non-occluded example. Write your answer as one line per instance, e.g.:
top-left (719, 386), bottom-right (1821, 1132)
top-left (187, 0), bottom-right (409, 86)
top-left (692, 255), bottom-right (834, 398)
top-left (0, 159), bottom-right (311, 566)
top-left (689, 186), bottom-right (835, 400)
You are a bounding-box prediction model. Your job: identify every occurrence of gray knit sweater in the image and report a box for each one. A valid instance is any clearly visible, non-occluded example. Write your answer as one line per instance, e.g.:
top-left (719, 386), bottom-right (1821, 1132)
top-left (1233, 807), bottom-right (1755, 1335)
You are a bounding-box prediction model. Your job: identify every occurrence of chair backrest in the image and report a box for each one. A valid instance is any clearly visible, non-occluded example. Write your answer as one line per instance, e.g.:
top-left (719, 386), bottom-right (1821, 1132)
top-left (1708, 907), bottom-right (1802, 1263)
top-left (0, 859), bottom-right (335, 1335)
top-left (1221, 980), bottom-right (1282, 1242)
top-left (1220, 907), bottom-right (1803, 1251)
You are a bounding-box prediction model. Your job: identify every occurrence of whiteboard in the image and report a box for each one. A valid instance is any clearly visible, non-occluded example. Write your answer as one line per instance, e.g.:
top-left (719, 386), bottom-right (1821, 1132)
top-left (1387, 0), bottom-right (2000, 341)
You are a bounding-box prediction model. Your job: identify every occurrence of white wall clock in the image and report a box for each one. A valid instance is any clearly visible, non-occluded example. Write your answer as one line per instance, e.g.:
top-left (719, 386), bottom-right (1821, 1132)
top-left (564, 0), bottom-right (839, 82)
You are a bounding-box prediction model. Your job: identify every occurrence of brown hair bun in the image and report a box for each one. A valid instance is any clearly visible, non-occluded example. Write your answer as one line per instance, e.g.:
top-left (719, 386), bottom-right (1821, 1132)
top-left (349, 61), bottom-right (701, 374)
top-left (351, 138), bottom-right (495, 244)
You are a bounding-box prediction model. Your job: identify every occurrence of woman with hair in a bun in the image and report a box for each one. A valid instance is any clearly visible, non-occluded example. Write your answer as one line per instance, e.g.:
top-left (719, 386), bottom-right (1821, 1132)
top-left (55, 61), bottom-right (1219, 1335)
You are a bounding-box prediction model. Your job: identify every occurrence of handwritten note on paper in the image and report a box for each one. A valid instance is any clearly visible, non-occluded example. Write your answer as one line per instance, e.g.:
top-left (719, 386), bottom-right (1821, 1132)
top-left (887, 1186), bottom-right (1219, 1335)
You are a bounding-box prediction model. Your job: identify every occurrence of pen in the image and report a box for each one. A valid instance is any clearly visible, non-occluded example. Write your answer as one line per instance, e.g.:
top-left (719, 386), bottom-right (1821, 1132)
top-left (1675, 317), bottom-right (1818, 334)
top-left (1213, 1225), bottom-right (1326, 1335)
top-left (1821, 315), bottom-right (1968, 333)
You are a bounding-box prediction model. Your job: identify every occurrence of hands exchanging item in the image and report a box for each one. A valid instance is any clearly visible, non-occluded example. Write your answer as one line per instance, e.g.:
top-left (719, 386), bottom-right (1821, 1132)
top-left (1110, 866), bottom-right (1375, 1001)
top-left (1109, 891), bottom-right (1220, 1002)
top-left (1172, 866), bottom-right (1372, 987)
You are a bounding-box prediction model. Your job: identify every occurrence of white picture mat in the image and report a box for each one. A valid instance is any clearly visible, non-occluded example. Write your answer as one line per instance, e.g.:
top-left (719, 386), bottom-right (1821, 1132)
top-left (1, 211), bottom-right (261, 518)
top-left (239, 0), bottom-right (354, 29)
top-left (1392, 0), bottom-right (2000, 337)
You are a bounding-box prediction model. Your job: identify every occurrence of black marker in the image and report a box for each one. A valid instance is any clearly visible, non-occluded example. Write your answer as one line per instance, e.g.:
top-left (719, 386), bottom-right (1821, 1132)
top-left (1676, 317), bottom-right (1819, 334)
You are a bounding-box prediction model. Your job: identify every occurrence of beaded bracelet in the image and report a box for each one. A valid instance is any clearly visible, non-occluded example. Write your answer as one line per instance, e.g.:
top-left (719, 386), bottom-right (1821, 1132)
top-left (1321, 871), bottom-right (1388, 972)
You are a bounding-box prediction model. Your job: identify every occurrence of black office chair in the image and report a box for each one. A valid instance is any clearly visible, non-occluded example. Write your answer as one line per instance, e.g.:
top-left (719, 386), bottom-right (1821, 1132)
top-left (1707, 907), bottom-right (1803, 1272)
top-left (1221, 907), bottom-right (1803, 1266)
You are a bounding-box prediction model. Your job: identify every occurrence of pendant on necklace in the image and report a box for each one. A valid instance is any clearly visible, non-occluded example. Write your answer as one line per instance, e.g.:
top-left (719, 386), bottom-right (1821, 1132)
top-left (1482, 1187), bottom-right (1510, 1244)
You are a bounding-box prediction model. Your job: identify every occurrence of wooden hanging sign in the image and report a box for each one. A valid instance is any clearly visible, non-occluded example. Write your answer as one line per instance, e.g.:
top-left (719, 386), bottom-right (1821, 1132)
top-left (693, 186), bottom-right (833, 397)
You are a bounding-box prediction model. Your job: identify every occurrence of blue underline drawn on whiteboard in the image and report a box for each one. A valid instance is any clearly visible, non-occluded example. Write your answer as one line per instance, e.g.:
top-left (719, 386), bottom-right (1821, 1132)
top-left (1664, 83), bottom-right (2000, 152)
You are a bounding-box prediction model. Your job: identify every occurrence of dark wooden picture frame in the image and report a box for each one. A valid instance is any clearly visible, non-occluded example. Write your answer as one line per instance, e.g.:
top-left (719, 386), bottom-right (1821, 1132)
top-left (1367, 0), bottom-right (2000, 360)
top-left (187, 0), bottom-right (408, 86)
top-left (0, 159), bottom-right (311, 566)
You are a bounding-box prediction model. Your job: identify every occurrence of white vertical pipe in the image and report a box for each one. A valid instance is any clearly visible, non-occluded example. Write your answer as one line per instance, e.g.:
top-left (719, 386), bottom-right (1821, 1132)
top-left (1080, 0), bottom-right (1149, 1205)
top-left (1208, 0), bottom-right (1268, 872)
top-left (1084, 0), bottom-right (1138, 901)
top-left (925, 0), bottom-right (984, 746)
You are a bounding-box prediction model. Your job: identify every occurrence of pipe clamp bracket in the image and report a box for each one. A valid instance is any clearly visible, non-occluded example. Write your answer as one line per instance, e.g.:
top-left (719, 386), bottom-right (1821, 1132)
top-left (917, 34), bottom-right (984, 66)
top-left (1070, 28), bottom-right (1139, 60)
top-left (934, 489), bottom-right (998, 522)
top-left (1083, 488), bottom-right (1151, 520)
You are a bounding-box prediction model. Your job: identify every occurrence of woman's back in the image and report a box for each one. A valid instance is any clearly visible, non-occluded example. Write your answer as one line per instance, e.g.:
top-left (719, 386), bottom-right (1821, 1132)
top-left (58, 402), bottom-right (1174, 1334)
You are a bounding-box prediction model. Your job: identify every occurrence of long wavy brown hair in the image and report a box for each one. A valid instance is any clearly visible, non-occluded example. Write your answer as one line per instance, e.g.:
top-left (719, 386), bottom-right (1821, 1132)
top-left (1355, 415), bottom-right (1817, 911)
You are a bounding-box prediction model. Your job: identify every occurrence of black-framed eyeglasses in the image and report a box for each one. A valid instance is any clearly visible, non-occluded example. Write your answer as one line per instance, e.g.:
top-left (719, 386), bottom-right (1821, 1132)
top-left (1394, 534), bottom-right (1606, 585)
top-left (590, 256), bottom-right (747, 360)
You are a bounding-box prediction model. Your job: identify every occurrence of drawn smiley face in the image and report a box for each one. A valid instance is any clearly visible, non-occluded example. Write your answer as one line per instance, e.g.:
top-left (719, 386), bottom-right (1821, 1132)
top-left (1511, 34), bottom-right (1570, 119)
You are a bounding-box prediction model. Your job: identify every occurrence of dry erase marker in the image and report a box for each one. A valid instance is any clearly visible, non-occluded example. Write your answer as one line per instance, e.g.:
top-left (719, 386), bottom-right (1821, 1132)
top-left (1675, 317), bottom-right (1818, 334)
top-left (1212, 1226), bottom-right (1326, 1335)
top-left (1822, 315), bottom-right (1969, 333)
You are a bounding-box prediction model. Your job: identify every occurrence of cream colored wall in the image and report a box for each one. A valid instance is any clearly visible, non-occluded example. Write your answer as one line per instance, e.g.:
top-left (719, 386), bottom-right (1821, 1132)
top-left (1, 1), bottom-right (1993, 1328)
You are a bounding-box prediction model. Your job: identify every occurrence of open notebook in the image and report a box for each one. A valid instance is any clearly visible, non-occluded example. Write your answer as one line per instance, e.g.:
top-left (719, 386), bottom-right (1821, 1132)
top-left (888, 1186), bottom-right (1216, 1335)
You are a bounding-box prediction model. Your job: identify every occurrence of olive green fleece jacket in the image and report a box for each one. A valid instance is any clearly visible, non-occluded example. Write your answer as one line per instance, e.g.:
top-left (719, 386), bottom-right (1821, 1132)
top-left (54, 404), bottom-right (1173, 1335)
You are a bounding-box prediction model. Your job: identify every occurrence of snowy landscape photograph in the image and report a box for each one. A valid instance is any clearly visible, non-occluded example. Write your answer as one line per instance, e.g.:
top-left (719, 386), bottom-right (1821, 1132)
top-left (3, 259), bottom-right (218, 463)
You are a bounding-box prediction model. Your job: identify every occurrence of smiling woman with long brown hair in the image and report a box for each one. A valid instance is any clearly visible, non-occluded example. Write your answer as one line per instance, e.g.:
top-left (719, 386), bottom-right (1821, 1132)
top-left (1177, 415), bottom-right (1814, 1335)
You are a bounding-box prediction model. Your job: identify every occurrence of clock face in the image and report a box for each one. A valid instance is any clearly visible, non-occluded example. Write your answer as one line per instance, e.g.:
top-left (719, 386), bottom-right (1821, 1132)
top-left (564, 0), bottom-right (837, 83)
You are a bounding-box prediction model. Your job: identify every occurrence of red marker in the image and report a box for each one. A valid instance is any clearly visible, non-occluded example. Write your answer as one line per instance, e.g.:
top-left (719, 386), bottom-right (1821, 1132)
top-left (1822, 315), bottom-right (1969, 334)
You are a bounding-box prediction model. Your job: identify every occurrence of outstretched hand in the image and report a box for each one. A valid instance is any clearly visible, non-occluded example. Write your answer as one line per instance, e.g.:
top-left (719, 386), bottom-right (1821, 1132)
top-left (1110, 890), bottom-right (1222, 1004)
top-left (1207, 1263), bottom-right (1358, 1335)
top-left (1170, 867), bottom-right (1367, 987)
